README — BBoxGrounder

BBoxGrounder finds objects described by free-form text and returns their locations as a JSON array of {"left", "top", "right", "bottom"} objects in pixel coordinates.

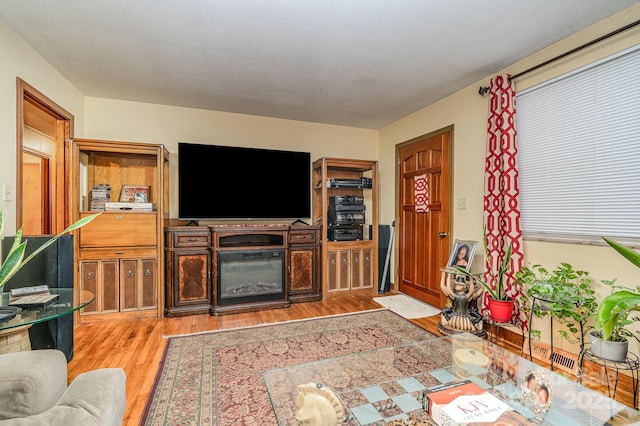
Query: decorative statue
[
  {"left": 294, "top": 382, "right": 344, "bottom": 425},
  {"left": 438, "top": 270, "right": 485, "bottom": 335}
]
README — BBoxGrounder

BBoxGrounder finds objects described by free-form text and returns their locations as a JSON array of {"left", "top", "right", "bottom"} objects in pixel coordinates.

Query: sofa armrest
[
  {"left": 0, "top": 368, "right": 126, "bottom": 426},
  {"left": 0, "top": 350, "right": 68, "bottom": 420}
]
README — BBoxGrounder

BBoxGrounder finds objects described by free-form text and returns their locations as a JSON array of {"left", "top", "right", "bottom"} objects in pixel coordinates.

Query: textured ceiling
[{"left": 0, "top": 1, "right": 637, "bottom": 129}]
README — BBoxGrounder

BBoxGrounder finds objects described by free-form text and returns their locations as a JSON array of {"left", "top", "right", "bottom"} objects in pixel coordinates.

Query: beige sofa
[{"left": 0, "top": 349, "right": 125, "bottom": 425}]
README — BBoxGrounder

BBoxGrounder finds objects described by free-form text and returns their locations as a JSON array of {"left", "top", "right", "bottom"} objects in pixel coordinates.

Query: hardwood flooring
[{"left": 67, "top": 294, "right": 638, "bottom": 425}]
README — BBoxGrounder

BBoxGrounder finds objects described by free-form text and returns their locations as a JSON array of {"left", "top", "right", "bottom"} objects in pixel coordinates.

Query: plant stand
[
  {"left": 528, "top": 294, "right": 585, "bottom": 371},
  {"left": 577, "top": 349, "right": 639, "bottom": 407}
]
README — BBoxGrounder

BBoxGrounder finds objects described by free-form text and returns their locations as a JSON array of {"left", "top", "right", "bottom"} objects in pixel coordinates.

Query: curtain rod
[
  {"left": 478, "top": 18, "right": 640, "bottom": 95},
  {"left": 510, "top": 18, "right": 640, "bottom": 81}
]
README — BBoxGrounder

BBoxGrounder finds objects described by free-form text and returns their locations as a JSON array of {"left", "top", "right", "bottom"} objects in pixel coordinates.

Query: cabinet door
[
  {"left": 79, "top": 261, "right": 98, "bottom": 314},
  {"left": 175, "top": 251, "right": 210, "bottom": 306},
  {"left": 140, "top": 259, "right": 157, "bottom": 308},
  {"left": 121, "top": 258, "right": 157, "bottom": 311},
  {"left": 361, "top": 248, "right": 373, "bottom": 289},
  {"left": 327, "top": 249, "right": 350, "bottom": 292},
  {"left": 101, "top": 260, "right": 119, "bottom": 312},
  {"left": 289, "top": 246, "right": 316, "bottom": 295},
  {"left": 120, "top": 259, "right": 138, "bottom": 311}
]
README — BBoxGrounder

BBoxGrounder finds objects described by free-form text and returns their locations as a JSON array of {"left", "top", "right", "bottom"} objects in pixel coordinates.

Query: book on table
[
  {"left": 9, "top": 293, "right": 59, "bottom": 308},
  {"left": 424, "top": 380, "right": 535, "bottom": 426}
]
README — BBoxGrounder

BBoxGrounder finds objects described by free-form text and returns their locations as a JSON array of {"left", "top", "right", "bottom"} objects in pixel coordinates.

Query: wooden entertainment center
[{"left": 164, "top": 224, "right": 321, "bottom": 316}]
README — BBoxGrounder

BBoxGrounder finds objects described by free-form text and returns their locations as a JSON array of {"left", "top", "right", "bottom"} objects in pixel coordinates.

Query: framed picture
[
  {"left": 119, "top": 185, "right": 150, "bottom": 203},
  {"left": 447, "top": 240, "right": 478, "bottom": 271}
]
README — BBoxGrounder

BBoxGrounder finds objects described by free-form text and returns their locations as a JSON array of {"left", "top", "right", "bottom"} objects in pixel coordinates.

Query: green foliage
[
  {"left": 595, "top": 238, "right": 640, "bottom": 342},
  {"left": 516, "top": 262, "right": 597, "bottom": 344},
  {"left": 0, "top": 211, "right": 100, "bottom": 290}
]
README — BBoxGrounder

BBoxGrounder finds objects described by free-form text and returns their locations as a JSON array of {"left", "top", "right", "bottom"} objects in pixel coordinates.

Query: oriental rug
[{"left": 140, "top": 309, "right": 436, "bottom": 425}]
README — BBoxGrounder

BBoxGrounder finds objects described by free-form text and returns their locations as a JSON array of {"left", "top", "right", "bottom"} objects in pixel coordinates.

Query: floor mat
[{"left": 373, "top": 293, "right": 440, "bottom": 319}]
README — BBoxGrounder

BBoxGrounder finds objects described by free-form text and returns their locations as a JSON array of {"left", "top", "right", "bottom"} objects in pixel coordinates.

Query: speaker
[{"left": 1, "top": 235, "right": 75, "bottom": 361}]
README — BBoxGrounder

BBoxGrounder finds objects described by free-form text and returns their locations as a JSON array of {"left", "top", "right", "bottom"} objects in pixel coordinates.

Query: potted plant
[
  {"left": 592, "top": 237, "right": 640, "bottom": 362},
  {"left": 454, "top": 229, "right": 515, "bottom": 322},
  {"left": 516, "top": 262, "right": 597, "bottom": 344},
  {"left": 0, "top": 210, "right": 99, "bottom": 306}
]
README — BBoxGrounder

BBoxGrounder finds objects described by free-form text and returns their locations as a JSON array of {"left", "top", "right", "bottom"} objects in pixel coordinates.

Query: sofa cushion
[{"left": 0, "top": 350, "right": 67, "bottom": 420}]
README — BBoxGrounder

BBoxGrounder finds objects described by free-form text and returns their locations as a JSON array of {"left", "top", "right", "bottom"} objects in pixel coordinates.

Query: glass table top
[
  {"left": 0, "top": 289, "right": 94, "bottom": 330},
  {"left": 263, "top": 333, "right": 640, "bottom": 425}
]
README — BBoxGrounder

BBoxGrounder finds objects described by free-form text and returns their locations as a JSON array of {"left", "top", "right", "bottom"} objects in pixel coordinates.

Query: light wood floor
[
  {"left": 68, "top": 294, "right": 415, "bottom": 425},
  {"left": 67, "top": 294, "right": 637, "bottom": 425}
]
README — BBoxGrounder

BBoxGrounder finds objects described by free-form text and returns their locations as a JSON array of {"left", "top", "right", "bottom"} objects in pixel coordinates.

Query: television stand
[{"left": 164, "top": 224, "right": 321, "bottom": 317}]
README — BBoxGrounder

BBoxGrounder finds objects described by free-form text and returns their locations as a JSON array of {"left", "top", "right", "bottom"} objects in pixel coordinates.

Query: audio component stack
[{"left": 327, "top": 195, "right": 365, "bottom": 241}]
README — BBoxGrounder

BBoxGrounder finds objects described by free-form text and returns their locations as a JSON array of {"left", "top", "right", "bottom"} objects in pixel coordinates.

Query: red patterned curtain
[{"left": 483, "top": 75, "right": 526, "bottom": 327}]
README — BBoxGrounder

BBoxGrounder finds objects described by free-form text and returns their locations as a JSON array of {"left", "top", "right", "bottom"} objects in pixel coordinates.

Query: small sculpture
[
  {"left": 439, "top": 270, "right": 485, "bottom": 336},
  {"left": 294, "top": 382, "right": 344, "bottom": 425}
]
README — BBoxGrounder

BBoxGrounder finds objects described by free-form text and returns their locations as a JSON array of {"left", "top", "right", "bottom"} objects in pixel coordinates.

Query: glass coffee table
[{"left": 263, "top": 333, "right": 640, "bottom": 425}]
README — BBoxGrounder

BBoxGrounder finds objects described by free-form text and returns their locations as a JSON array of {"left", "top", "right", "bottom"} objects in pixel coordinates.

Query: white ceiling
[{"left": 0, "top": 1, "right": 637, "bottom": 129}]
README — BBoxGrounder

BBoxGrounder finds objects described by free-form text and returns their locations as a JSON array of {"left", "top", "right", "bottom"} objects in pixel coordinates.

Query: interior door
[{"left": 397, "top": 128, "right": 451, "bottom": 307}]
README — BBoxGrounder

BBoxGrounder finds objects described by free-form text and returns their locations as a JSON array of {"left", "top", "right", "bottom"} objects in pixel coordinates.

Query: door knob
[{"left": 438, "top": 232, "right": 447, "bottom": 238}]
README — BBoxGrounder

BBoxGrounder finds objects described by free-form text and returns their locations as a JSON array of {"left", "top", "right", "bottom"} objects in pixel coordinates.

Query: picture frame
[
  {"left": 447, "top": 240, "right": 478, "bottom": 271},
  {"left": 119, "top": 185, "right": 150, "bottom": 203}
]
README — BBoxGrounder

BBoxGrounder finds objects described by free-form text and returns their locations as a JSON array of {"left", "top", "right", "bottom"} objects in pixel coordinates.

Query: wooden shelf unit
[
  {"left": 312, "top": 157, "right": 379, "bottom": 298},
  {"left": 71, "top": 139, "right": 169, "bottom": 322}
]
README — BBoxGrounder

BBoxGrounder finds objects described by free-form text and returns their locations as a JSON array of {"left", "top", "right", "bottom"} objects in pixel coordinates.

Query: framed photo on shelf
[
  {"left": 447, "top": 240, "right": 478, "bottom": 271},
  {"left": 119, "top": 185, "right": 150, "bottom": 203}
]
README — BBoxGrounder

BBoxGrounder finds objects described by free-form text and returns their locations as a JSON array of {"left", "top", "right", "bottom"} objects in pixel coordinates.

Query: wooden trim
[{"left": 16, "top": 78, "right": 74, "bottom": 230}]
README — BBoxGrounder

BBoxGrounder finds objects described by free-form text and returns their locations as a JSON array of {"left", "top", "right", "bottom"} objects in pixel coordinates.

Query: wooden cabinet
[
  {"left": 71, "top": 139, "right": 169, "bottom": 322},
  {"left": 164, "top": 227, "right": 211, "bottom": 317},
  {"left": 288, "top": 226, "right": 321, "bottom": 303},
  {"left": 313, "top": 158, "right": 378, "bottom": 297},
  {"left": 163, "top": 224, "right": 320, "bottom": 316},
  {"left": 326, "top": 247, "right": 373, "bottom": 292}
]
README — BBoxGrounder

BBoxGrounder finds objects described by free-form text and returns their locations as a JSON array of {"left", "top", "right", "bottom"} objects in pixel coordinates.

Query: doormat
[
  {"left": 140, "top": 309, "right": 436, "bottom": 425},
  {"left": 373, "top": 293, "right": 440, "bottom": 319}
]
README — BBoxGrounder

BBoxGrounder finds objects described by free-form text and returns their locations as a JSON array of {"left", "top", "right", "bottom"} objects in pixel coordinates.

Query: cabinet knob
[
  {"left": 127, "top": 270, "right": 134, "bottom": 277},
  {"left": 145, "top": 269, "right": 152, "bottom": 276},
  {"left": 296, "top": 235, "right": 305, "bottom": 239},
  {"left": 87, "top": 272, "right": 95, "bottom": 280},
  {"left": 187, "top": 237, "right": 199, "bottom": 242}
]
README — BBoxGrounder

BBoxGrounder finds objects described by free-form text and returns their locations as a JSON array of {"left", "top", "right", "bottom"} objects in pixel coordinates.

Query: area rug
[
  {"left": 140, "top": 309, "right": 436, "bottom": 425},
  {"left": 373, "top": 294, "right": 440, "bottom": 319}
]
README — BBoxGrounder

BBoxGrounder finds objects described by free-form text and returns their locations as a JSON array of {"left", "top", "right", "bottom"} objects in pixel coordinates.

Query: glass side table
[{"left": 0, "top": 289, "right": 94, "bottom": 354}]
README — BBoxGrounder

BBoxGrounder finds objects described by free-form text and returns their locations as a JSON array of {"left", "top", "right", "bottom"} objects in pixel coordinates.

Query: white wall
[
  {"left": 379, "top": 4, "right": 640, "bottom": 352},
  {"left": 0, "top": 18, "right": 85, "bottom": 233},
  {"left": 83, "top": 97, "right": 378, "bottom": 218}
]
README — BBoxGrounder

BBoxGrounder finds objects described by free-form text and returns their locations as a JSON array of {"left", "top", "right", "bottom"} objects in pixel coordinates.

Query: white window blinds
[{"left": 516, "top": 45, "right": 640, "bottom": 243}]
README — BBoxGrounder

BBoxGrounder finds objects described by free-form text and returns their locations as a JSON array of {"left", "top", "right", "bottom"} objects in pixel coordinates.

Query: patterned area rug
[{"left": 140, "top": 309, "right": 436, "bottom": 425}]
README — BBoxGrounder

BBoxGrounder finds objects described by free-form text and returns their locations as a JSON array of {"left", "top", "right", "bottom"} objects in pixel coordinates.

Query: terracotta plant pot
[
  {"left": 589, "top": 330, "right": 629, "bottom": 362},
  {"left": 488, "top": 298, "right": 514, "bottom": 323}
]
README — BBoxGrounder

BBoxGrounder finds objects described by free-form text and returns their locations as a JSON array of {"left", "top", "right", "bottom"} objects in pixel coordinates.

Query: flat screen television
[{"left": 178, "top": 142, "right": 311, "bottom": 220}]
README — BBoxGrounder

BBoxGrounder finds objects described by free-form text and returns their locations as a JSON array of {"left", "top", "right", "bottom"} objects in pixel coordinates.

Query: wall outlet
[{"left": 456, "top": 198, "right": 467, "bottom": 209}]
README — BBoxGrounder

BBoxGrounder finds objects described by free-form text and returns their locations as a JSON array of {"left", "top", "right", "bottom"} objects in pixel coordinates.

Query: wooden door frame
[
  {"left": 394, "top": 125, "right": 453, "bottom": 304},
  {"left": 16, "top": 78, "right": 74, "bottom": 232}
]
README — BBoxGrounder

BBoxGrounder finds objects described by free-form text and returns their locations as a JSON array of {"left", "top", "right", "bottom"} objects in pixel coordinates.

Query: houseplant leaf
[{"left": 0, "top": 212, "right": 100, "bottom": 290}]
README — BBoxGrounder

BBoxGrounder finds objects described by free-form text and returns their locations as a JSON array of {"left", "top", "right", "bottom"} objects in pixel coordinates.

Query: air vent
[{"left": 526, "top": 339, "right": 578, "bottom": 376}]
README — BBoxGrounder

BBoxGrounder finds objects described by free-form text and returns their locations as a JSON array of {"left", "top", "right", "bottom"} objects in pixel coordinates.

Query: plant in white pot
[
  {"left": 0, "top": 210, "right": 99, "bottom": 306},
  {"left": 592, "top": 237, "right": 640, "bottom": 362},
  {"left": 454, "top": 228, "right": 516, "bottom": 323}
]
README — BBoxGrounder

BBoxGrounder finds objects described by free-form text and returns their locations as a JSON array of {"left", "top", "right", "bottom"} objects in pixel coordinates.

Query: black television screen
[{"left": 178, "top": 142, "right": 311, "bottom": 220}]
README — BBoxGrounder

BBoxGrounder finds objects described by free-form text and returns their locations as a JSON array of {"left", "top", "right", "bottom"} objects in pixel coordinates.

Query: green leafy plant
[
  {"left": 516, "top": 262, "right": 597, "bottom": 343},
  {"left": 454, "top": 228, "right": 514, "bottom": 301},
  {"left": 0, "top": 211, "right": 100, "bottom": 291},
  {"left": 594, "top": 238, "right": 640, "bottom": 343}
]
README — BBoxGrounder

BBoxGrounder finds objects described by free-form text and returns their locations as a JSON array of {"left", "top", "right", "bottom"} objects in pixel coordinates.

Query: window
[{"left": 516, "top": 45, "right": 640, "bottom": 243}]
